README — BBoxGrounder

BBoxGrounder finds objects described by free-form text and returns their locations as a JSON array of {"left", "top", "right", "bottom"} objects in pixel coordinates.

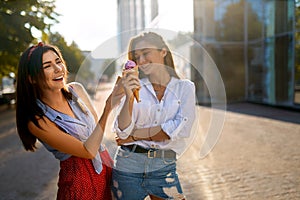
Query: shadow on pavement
[{"left": 225, "top": 102, "right": 300, "bottom": 124}]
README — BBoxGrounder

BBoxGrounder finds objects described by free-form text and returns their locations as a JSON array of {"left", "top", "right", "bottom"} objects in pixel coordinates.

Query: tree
[{"left": 0, "top": 0, "right": 58, "bottom": 77}]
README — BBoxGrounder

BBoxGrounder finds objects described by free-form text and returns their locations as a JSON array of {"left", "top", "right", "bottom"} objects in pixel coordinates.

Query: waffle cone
[
  {"left": 133, "top": 88, "right": 140, "bottom": 102},
  {"left": 131, "top": 66, "right": 140, "bottom": 102},
  {"left": 123, "top": 65, "right": 140, "bottom": 102}
]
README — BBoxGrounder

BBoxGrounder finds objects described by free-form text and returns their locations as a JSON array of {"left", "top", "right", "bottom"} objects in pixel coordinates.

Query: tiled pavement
[{"left": 0, "top": 95, "right": 299, "bottom": 199}]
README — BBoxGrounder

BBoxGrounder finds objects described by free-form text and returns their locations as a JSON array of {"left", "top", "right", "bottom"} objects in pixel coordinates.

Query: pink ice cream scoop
[{"left": 125, "top": 60, "right": 137, "bottom": 70}]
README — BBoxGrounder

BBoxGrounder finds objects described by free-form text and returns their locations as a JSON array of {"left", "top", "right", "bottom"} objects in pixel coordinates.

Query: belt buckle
[{"left": 147, "top": 149, "right": 156, "bottom": 158}]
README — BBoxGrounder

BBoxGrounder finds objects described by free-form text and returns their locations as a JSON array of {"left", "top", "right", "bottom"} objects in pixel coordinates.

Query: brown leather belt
[{"left": 121, "top": 145, "right": 176, "bottom": 159}]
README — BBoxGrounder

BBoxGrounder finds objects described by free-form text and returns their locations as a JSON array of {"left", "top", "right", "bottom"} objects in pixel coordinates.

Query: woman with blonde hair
[{"left": 112, "top": 32, "right": 196, "bottom": 200}]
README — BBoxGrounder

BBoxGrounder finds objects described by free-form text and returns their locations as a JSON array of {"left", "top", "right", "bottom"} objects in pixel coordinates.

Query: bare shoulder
[
  {"left": 68, "top": 82, "right": 86, "bottom": 94},
  {"left": 67, "top": 82, "right": 98, "bottom": 120},
  {"left": 68, "top": 82, "right": 90, "bottom": 99}
]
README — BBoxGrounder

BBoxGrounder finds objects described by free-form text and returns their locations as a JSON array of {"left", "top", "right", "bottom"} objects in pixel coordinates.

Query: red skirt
[{"left": 57, "top": 150, "right": 113, "bottom": 200}]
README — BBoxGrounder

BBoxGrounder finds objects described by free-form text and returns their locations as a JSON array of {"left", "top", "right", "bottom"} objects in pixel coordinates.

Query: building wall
[{"left": 193, "top": 0, "right": 299, "bottom": 109}]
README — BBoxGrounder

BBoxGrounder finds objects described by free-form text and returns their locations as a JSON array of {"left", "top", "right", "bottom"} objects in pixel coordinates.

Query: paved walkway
[
  {"left": 97, "top": 87, "right": 300, "bottom": 200},
  {"left": 177, "top": 103, "right": 300, "bottom": 199},
  {"left": 0, "top": 92, "right": 299, "bottom": 199}
]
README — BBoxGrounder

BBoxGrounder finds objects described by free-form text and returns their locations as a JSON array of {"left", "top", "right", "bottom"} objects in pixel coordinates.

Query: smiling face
[
  {"left": 41, "top": 50, "right": 67, "bottom": 91},
  {"left": 133, "top": 40, "right": 167, "bottom": 76},
  {"left": 128, "top": 32, "right": 180, "bottom": 79}
]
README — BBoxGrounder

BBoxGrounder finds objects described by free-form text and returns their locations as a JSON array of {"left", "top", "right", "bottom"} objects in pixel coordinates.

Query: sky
[{"left": 51, "top": 0, "right": 193, "bottom": 51}]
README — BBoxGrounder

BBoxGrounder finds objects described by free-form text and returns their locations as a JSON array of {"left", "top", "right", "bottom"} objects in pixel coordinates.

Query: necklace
[
  {"left": 153, "top": 83, "right": 164, "bottom": 89},
  {"left": 152, "top": 83, "right": 166, "bottom": 99}
]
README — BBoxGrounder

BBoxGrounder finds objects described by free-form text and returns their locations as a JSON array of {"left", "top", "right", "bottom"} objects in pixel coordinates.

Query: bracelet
[{"left": 131, "top": 135, "right": 137, "bottom": 141}]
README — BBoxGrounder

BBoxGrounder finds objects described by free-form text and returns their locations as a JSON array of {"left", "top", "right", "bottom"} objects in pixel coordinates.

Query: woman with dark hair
[
  {"left": 111, "top": 32, "right": 196, "bottom": 200},
  {"left": 16, "top": 42, "right": 123, "bottom": 200}
]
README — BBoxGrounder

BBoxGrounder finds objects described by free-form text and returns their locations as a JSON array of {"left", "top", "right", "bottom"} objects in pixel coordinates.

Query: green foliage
[
  {"left": 0, "top": 0, "right": 58, "bottom": 79},
  {"left": 0, "top": 1, "right": 86, "bottom": 84}
]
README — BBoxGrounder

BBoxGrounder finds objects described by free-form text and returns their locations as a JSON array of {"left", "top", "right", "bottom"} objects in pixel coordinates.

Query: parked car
[{"left": 0, "top": 72, "right": 16, "bottom": 105}]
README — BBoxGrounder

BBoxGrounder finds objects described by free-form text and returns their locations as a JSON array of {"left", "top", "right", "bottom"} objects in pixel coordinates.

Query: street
[{"left": 0, "top": 84, "right": 300, "bottom": 200}]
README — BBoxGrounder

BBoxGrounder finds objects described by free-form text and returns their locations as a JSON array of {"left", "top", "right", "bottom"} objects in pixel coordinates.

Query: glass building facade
[{"left": 193, "top": 0, "right": 300, "bottom": 109}]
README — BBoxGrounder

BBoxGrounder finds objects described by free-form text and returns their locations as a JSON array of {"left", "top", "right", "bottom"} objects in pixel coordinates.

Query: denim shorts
[{"left": 111, "top": 145, "right": 185, "bottom": 200}]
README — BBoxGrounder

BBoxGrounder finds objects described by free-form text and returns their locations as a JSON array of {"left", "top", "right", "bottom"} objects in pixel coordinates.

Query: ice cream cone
[
  {"left": 133, "top": 87, "right": 140, "bottom": 102},
  {"left": 123, "top": 60, "right": 140, "bottom": 102}
]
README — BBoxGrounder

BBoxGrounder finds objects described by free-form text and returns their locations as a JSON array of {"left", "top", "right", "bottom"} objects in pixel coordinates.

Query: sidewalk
[
  {"left": 226, "top": 102, "right": 300, "bottom": 124},
  {"left": 96, "top": 87, "right": 300, "bottom": 200},
  {"left": 0, "top": 99, "right": 299, "bottom": 199},
  {"left": 177, "top": 102, "right": 300, "bottom": 199}
]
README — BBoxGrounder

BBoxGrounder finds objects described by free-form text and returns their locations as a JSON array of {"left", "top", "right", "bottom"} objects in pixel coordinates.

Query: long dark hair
[
  {"left": 16, "top": 43, "right": 71, "bottom": 151},
  {"left": 127, "top": 31, "right": 180, "bottom": 79}
]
